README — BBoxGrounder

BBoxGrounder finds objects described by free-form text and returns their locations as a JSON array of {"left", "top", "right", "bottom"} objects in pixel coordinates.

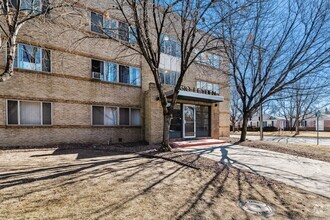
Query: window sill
[
  {"left": 91, "top": 125, "right": 142, "bottom": 128},
  {"left": 90, "top": 79, "right": 142, "bottom": 88},
  {"left": 5, "top": 125, "right": 53, "bottom": 128},
  {"left": 14, "top": 68, "right": 51, "bottom": 75}
]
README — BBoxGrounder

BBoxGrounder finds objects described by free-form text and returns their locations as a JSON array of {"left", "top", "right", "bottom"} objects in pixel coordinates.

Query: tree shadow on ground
[{"left": 0, "top": 148, "right": 315, "bottom": 219}]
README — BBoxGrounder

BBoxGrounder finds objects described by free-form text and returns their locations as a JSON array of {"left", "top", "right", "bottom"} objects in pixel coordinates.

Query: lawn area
[
  {"left": 232, "top": 131, "right": 330, "bottom": 138},
  {"left": 0, "top": 148, "right": 329, "bottom": 219},
  {"left": 224, "top": 137, "right": 330, "bottom": 163}
]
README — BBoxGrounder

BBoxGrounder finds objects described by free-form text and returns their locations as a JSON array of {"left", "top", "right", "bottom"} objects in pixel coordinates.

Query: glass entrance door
[{"left": 183, "top": 104, "right": 196, "bottom": 138}]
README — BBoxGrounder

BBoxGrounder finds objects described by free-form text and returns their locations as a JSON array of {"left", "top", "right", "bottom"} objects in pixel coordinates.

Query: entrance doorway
[{"left": 183, "top": 104, "right": 196, "bottom": 138}]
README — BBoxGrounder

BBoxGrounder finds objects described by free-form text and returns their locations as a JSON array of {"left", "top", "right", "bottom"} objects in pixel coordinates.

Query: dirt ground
[
  {"left": 224, "top": 137, "right": 330, "bottom": 163},
  {"left": 232, "top": 131, "right": 330, "bottom": 138},
  {"left": 1, "top": 148, "right": 329, "bottom": 219}
]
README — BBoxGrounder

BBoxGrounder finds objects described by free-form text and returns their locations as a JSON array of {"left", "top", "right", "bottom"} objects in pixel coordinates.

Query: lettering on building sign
[{"left": 180, "top": 85, "right": 219, "bottom": 96}]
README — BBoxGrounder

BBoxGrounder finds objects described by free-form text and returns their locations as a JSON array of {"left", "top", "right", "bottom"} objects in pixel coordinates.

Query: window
[
  {"left": 194, "top": 50, "right": 221, "bottom": 68},
  {"left": 131, "top": 109, "right": 141, "bottom": 126},
  {"left": 196, "top": 105, "right": 210, "bottom": 137},
  {"left": 161, "top": 34, "right": 181, "bottom": 57},
  {"left": 119, "top": 108, "right": 130, "bottom": 125},
  {"left": 92, "top": 106, "right": 141, "bottom": 126},
  {"left": 160, "top": 69, "right": 179, "bottom": 86},
  {"left": 91, "top": 59, "right": 141, "bottom": 86},
  {"left": 104, "top": 62, "right": 118, "bottom": 82},
  {"left": 197, "top": 81, "right": 220, "bottom": 95},
  {"left": 7, "top": 100, "right": 52, "bottom": 125},
  {"left": 129, "top": 67, "right": 141, "bottom": 86},
  {"left": 10, "top": 0, "right": 49, "bottom": 14},
  {"left": 118, "top": 22, "right": 129, "bottom": 42},
  {"left": 119, "top": 65, "right": 130, "bottom": 84},
  {"left": 14, "top": 43, "right": 51, "bottom": 72},
  {"left": 91, "top": 12, "right": 104, "bottom": 34},
  {"left": 91, "top": 12, "right": 136, "bottom": 43},
  {"left": 91, "top": 60, "right": 104, "bottom": 79},
  {"left": 92, "top": 106, "right": 118, "bottom": 126}
]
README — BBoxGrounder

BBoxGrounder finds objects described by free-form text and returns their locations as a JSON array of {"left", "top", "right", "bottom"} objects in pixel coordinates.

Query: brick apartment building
[{"left": 0, "top": 1, "right": 230, "bottom": 147}]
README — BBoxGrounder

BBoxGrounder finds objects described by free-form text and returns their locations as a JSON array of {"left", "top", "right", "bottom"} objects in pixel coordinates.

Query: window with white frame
[
  {"left": 194, "top": 50, "right": 221, "bottom": 69},
  {"left": 91, "top": 12, "right": 136, "bottom": 43},
  {"left": 159, "top": 69, "right": 179, "bottom": 86},
  {"left": 91, "top": 59, "right": 141, "bottom": 86},
  {"left": 14, "top": 43, "right": 51, "bottom": 72},
  {"left": 197, "top": 81, "right": 220, "bottom": 95},
  {"left": 161, "top": 34, "right": 181, "bottom": 58},
  {"left": 92, "top": 106, "right": 141, "bottom": 126},
  {"left": 10, "top": 0, "right": 49, "bottom": 14},
  {"left": 7, "top": 100, "right": 52, "bottom": 125}
]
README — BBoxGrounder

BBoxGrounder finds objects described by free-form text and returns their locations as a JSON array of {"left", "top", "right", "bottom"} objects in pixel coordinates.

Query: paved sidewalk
[
  {"left": 181, "top": 144, "right": 330, "bottom": 198},
  {"left": 231, "top": 134, "right": 330, "bottom": 146}
]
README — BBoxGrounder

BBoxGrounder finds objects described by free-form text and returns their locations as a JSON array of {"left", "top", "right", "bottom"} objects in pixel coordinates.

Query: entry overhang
[{"left": 164, "top": 90, "right": 224, "bottom": 103}]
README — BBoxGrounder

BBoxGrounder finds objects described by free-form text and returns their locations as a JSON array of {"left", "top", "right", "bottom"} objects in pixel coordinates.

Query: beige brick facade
[{"left": 0, "top": 1, "right": 230, "bottom": 147}]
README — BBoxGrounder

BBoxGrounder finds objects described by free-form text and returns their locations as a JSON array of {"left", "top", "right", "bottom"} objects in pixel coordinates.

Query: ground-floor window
[
  {"left": 169, "top": 104, "right": 211, "bottom": 138},
  {"left": 7, "top": 100, "right": 52, "bottom": 125},
  {"left": 92, "top": 106, "right": 141, "bottom": 126}
]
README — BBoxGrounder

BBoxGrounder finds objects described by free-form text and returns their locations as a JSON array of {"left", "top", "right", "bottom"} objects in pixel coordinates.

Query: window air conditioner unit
[{"left": 92, "top": 72, "right": 101, "bottom": 80}]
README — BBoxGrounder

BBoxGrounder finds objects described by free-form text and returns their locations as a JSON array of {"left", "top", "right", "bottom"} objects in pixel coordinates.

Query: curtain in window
[
  {"left": 20, "top": 101, "right": 41, "bottom": 125},
  {"left": 104, "top": 107, "right": 117, "bottom": 125},
  {"left": 129, "top": 67, "right": 141, "bottom": 86},
  {"left": 105, "top": 62, "right": 117, "bottom": 82},
  {"left": 131, "top": 109, "right": 141, "bottom": 126}
]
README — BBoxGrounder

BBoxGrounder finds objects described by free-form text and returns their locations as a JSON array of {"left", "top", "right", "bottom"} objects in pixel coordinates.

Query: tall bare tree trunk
[
  {"left": 0, "top": 34, "right": 17, "bottom": 82},
  {"left": 159, "top": 113, "right": 172, "bottom": 152},
  {"left": 240, "top": 112, "right": 249, "bottom": 142}
]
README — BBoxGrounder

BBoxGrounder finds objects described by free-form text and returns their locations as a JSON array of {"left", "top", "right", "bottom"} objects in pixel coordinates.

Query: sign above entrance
[{"left": 164, "top": 90, "right": 224, "bottom": 103}]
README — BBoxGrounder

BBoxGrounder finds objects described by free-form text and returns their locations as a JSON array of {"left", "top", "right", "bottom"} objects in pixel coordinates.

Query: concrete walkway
[
  {"left": 231, "top": 134, "right": 330, "bottom": 146},
  {"left": 181, "top": 144, "right": 330, "bottom": 198}
]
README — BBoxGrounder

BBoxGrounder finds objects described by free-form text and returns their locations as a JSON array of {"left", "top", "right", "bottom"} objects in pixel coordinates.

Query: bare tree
[
  {"left": 94, "top": 0, "right": 247, "bottom": 151},
  {"left": 230, "top": 82, "right": 242, "bottom": 132},
  {"left": 0, "top": 0, "right": 78, "bottom": 82},
  {"left": 218, "top": 0, "right": 330, "bottom": 141},
  {"left": 274, "top": 74, "right": 329, "bottom": 134}
]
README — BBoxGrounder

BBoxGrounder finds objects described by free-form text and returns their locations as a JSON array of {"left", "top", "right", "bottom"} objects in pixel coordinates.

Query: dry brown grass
[
  {"left": 232, "top": 131, "right": 330, "bottom": 138},
  {"left": 0, "top": 148, "right": 329, "bottom": 219},
  {"left": 224, "top": 137, "right": 330, "bottom": 163}
]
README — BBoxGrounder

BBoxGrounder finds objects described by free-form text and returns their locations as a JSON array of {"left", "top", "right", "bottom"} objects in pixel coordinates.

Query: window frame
[
  {"left": 90, "top": 59, "right": 141, "bottom": 86},
  {"left": 91, "top": 105, "right": 142, "bottom": 127},
  {"left": 194, "top": 50, "right": 221, "bottom": 69},
  {"left": 90, "top": 11, "right": 136, "bottom": 44},
  {"left": 10, "top": 0, "right": 48, "bottom": 14},
  {"left": 90, "top": 11, "right": 104, "bottom": 34},
  {"left": 196, "top": 80, "right": 220, "bottom": 95},
  {"left": 14, "top": 43, "right": 52, "bottom": 73},
  {"left": 6, "top": 99, "right": 53, "bottom": 126},
  {"left": 159, "top": 69, "right": 179, "bottom": 86}
]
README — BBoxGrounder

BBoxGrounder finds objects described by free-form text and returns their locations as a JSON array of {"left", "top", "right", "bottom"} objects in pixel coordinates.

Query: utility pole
[
  {"left": 258, "top": 46, "right": 264, "bottom": 141},
  {"left": 316, "top": 110, "right": 321, "bottom": 145}
]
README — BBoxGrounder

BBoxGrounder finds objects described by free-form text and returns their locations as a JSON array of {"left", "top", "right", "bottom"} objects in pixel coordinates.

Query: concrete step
[{"left": 170, "top": 139, "right": 227, "bottom": 148}]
